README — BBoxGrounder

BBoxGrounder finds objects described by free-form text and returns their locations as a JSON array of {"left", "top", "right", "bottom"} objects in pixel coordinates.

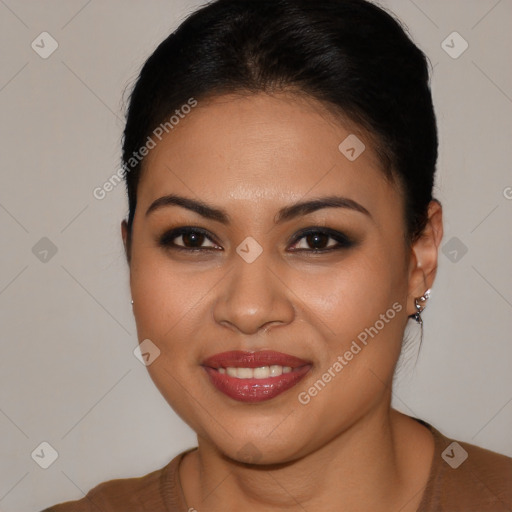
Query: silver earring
[
  {"left": 412, "top": 289, "right": 430, "bottom": 326},
  {"left": 131, "top": 299, "right": 134, "bottom": 306}
]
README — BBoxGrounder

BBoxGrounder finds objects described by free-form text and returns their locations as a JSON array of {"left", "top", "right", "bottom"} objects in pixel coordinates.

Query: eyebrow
[{"left": 145, "top": 193, "right": 372, "bottom": 224}]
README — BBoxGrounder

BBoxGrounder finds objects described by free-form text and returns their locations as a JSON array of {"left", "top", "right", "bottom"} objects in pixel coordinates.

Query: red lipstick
[{"left": 202, "top": 350, "right": 312, "bottom": 403}]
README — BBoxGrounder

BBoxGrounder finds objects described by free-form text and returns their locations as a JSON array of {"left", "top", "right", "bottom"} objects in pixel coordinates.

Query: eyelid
[
  {"left": 287, "top": 227, "right": 354, "bottom": 251},
  {"left": 289, "top": 226, "right": 351, "bottom": 241},
  {"left": 158, "top": 226, "right": 222, "bottom": 250},
  {"left": 158, "top": 225, "right": 354, "bottom": 253}
]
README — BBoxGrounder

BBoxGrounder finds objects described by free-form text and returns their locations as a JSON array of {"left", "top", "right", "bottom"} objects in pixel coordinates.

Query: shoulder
[
  {"left": 417, "top": 419, "right": 512, "bottom": 511},
  {"left": 38, "top": 449, "right": 193, "bottom": 512}
]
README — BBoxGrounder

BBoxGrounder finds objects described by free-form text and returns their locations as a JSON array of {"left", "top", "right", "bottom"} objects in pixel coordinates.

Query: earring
[
  {"left": 131, "top": 299, "right": 134, "bottom": 306},
  {"left": 412, "top": 289, "right": 430, "bottom": 326}
]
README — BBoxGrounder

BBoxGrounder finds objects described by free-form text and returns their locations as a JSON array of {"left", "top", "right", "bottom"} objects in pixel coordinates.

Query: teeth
[
  {"left": 237, "top": 367, "right": 253, "bottom": 379},
  {"left": 219, "top": 365, "right": 294, "bottom": 379},
  {"left": 253, "top": 366, "right": 270, "bottom": 379},
  {"left": 269, "top": 365, "right": 282, "bottom": 377},
  {"left": 226, "top": 367, "right": 238, "bottom": 377}
]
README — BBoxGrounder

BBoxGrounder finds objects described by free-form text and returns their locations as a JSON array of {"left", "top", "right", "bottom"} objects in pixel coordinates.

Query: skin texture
[{"left": 121, "top": 92, "right": 444, "bottom": 511}]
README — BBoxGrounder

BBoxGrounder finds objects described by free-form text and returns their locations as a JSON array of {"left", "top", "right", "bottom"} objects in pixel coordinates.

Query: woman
[{"left": 42, "top": 0, "right": 512, "bottom": 510}]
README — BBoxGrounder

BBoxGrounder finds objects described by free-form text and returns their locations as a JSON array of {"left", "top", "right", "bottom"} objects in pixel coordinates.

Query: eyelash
[{"left": 157, "top": 226, "right": 355, "bottom": 254}]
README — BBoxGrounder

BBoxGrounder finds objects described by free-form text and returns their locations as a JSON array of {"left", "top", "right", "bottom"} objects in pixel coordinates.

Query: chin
[{"left": 203, "top": 424, "right": 312, "bottom": 466}]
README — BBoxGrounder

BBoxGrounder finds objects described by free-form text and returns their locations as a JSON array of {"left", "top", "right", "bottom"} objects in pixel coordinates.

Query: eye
[
  {"left": 158, "top": 227, "right": 221, "bottom": 251},
  {"left": 288, "top": 227, "right": 354, "bottom": 252},
  {"left": 158, "top": 226, "right": 354, "bottom": 254}
]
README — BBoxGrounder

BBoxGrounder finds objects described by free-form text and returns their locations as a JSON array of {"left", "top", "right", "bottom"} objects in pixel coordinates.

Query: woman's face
[{"left": 122, "top": 92, "right": 429, "bottom": 464}]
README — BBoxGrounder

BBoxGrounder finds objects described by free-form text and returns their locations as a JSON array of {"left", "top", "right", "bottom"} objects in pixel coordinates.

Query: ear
[
  {"left": 121, "top": 219, "right": 131, "bottom": 265},
  {"left": 406, "top": 199, "right": 443, "bottom": 316}
]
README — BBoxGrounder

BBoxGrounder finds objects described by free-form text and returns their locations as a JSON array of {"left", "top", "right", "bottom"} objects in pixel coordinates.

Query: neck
[{"left": 180, "top": 405, "right": 432, "bottom": 512}]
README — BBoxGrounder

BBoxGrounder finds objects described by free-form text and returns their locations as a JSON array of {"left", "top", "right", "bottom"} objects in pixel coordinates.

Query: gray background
[{"left": 0, "top": 1, "right": 511, "bottom": 510}]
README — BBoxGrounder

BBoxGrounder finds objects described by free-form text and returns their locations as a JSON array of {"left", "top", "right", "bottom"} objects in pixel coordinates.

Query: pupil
[
  {"left": 184, "top": 232, "right": 204, "bottom": 247},
  {"left": 307, "top": 233, "right": 328, "bottom": 249}
]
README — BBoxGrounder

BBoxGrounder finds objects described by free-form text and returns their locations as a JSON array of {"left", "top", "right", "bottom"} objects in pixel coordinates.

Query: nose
[{"left": 212, "top": 254, "right": 295, "bottom": 335}]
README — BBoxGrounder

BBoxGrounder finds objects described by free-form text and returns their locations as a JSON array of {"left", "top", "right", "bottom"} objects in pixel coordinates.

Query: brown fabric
[
  {"left": 40, "top": 447, "right": 192, "bottom": 512},
  {"left": 40, "top": 418, "right": 512, "bottom": 512},
  {"left": 415, "top": 418, "right": 512, "bottom": 511}
]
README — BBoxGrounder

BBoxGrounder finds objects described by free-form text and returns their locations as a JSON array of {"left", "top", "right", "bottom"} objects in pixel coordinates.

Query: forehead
[{"left": 138, "top": 92, "right": 398, "bottom": 220}]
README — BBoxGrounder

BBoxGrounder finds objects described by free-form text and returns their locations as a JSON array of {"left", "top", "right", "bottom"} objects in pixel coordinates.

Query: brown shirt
[{"left": 40, "top": 418, "right": 512, "bottom": 512}]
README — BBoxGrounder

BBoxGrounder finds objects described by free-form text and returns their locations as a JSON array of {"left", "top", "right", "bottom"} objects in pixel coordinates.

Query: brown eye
[
  {"left": 158, "top": 226, "right": 353, "bottom": 254},
  {"left": 180, "top": 231, "right": 206, "bottom": 248},
  {"left": 289, "top": 228, "right": 354, "bottom": 252},
  {"left": 304, "top": 232, "right": 331, "bottom": 250},
  {"left": 159, "top": 227, "right": 221, "bottom": 251}
]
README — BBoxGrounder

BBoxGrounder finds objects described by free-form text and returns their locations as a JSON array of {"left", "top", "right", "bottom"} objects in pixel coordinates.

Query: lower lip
[{"left": 203, "top": 366, "right": 311, "bottom": 402}]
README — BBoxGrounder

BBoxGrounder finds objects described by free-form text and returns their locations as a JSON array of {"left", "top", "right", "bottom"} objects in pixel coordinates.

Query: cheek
[
  {"left": 292, "top": 242, "right": 408, "bottom": 403},
  {"left": 130, "top": 245, "right": 218, "bottom": 342},
  {"left": 296, "top": 243, "right": 406, "bottom": 341},
  {"left": 129, "top": 250, "right": 215, "bottom": 428},
  {"left": 129, "top": 262, "right": 202, "bottom": 418}
]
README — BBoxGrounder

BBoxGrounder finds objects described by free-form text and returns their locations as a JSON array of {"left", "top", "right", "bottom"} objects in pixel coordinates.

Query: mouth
[{"left": 202, "top": 350, "right": 312, "bottom": 403}]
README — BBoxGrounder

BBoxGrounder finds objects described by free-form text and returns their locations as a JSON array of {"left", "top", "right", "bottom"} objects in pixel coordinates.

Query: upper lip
[{"left": 202, "top": 350, "right": 311, "bottom": 369}]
